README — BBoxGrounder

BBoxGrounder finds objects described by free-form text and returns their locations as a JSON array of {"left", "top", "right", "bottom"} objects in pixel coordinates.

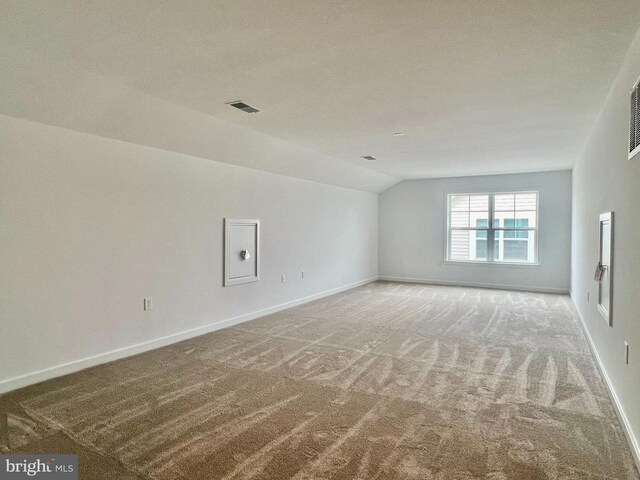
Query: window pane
[
  {"left": 515, "top": 193, "right": 537, "bottom": 211},
  {"left": 494, "top": 194, "right": 515, "bottom": 212},
  {"left": 450, "top": 229, "right": 487, "bottom": 261},
  {"left": 476, "top": 239, "right": 487, "bottom": 259},
  {"left": 450, "top": 195, "right": 488, "bottom": 228},
  {"left": 469, "top": 211, "right": 488, "bottom": 228},
  {"left": 522, "top": 213, "right": 536, "bottom": 228},
  {"left": 475, "top": 219, "right": 488, "bottom": 239},
  {"left": 494, "top": 213, "right": 514, "bottom": 226},
  {"left": 451, "top": 211, "right": 469, "bottom": 228},
  {"left": 469, "top": 195, "right": 489, "bottom": 211},
  {"left": 492, "top": 230, "right": 535, "bottom": 263},
  {"left": 494, "top": 193, "right": 537, "bottom": 228},
  {"left": 449, "top": 229, "right": 470, "bottom": 260},
  {"left": 515, "top": 193, "right": 537, "bottom": 227},
  {"left": 450, "top": 195, "right": 469, "bottom": 211},
  {"left": 504, "top": 240, "right": 528, "bottom": 261}
]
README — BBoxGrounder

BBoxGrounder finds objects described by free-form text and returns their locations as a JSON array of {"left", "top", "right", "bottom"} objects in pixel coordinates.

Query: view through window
[{"left": 447, "top": 192, "right": 538, "bottom": 263}]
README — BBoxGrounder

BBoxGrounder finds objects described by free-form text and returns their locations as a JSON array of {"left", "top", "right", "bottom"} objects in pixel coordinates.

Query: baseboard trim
[
  {"left": 378, "top": 276, "right": 569, "bottom": 294},
  {"left": 0, "top": 277, "right": 377, "bottom": 395},
  {"left": 570, "top": 292, "right": 640, "bottom": 471}
]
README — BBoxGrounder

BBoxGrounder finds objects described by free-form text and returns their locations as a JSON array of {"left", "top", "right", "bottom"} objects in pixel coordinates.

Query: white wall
[
  {"left": 0, "top": 115, "right": 378, "bottom": 392},
  {"left": 571, "top": 27, "right": 640, "bottom": 463},
  {"left": 379, "top": 171, "right": 572, "bottom": 293}
]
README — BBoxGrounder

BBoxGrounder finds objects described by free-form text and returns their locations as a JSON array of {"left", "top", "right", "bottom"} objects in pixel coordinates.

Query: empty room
[{"left": 1, "top": 1, "right": 640, "bottom": 479}]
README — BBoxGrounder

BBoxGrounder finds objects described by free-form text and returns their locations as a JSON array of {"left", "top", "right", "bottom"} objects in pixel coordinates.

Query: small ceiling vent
[
  {"left": 362, "top": 155, "right": 377, "bottom": 161},
  {"left": 228, "top": 101, "right": 260, "bottom": 113}
]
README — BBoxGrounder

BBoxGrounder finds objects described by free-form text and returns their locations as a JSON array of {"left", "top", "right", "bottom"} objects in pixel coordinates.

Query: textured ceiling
[{"left": 2, "top": 1, "right": 640, "bottom": 191}]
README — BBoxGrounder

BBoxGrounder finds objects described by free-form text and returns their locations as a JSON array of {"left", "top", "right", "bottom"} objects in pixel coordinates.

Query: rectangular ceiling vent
[
  {"left": 362, "top": 155, "right": 377, "bottom": 161},
  {"left": 630, "top": 80, "right": 640, "bottom": 159},
  {"left": 228, "top": 101, "right": 259, "bottom": 114}
]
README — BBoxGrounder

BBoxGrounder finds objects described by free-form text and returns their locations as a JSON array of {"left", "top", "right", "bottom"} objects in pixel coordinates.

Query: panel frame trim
[{"left": 224, "top": 218, "right": 260, "bottom": 287}]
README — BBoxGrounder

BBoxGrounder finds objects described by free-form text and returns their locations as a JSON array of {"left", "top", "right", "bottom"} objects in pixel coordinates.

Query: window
[{"left": 447, "top": 192, "right": 538, "bottom": 264}]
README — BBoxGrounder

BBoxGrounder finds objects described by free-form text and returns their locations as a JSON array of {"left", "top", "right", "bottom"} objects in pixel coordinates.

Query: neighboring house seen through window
[{"left": 447, "top": 192, "right": 538, "bottom": 264}]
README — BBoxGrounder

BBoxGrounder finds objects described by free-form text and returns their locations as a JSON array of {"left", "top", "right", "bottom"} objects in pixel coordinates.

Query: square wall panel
[{"left": 224, "top": 219, "right": 260, "bottom": 286}]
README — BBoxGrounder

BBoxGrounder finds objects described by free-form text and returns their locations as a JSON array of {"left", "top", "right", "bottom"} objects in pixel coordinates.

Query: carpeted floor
[{"left": 1, "top": 281, "right": 638, "bottom": 479}]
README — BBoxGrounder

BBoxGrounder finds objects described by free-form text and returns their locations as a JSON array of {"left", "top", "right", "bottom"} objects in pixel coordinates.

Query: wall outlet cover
[{"left": 625, "top": 342, "right": 629, "bottom": 365}]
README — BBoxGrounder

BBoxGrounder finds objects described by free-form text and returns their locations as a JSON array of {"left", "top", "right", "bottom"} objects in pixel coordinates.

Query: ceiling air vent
[
  {"left": 630, "top": 81, "right": 640, "bottom": 159},
  {"left": 362, "top": 155, "right": 377, "bottom": 161},
  {"left": 228, "top": 101, "right": 260, "bottom": 113}
]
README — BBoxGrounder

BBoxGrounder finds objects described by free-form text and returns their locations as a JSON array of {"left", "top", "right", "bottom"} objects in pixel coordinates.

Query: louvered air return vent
[
  {"left": 630, "top": 80, "right": 640, "bottom": 159},
  {"left": 228, "top": 101, "right": 260, "bottom": 113}
]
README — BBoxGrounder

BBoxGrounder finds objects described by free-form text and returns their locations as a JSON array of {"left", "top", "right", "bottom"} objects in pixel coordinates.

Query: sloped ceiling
[{"left": 2, "top": 1, "right": 639, "bottom": 192}]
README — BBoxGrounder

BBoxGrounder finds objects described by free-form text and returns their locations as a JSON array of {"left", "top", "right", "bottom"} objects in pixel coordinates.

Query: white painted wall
[
  {"left": 571, "top": 27, "right": 640, "bottom": 463},
  {"left": 0, "top": 115, "right": 378, "bottom": 392},
  {"left": 379, "top": 171, "right": 572, "bottom": 293}
]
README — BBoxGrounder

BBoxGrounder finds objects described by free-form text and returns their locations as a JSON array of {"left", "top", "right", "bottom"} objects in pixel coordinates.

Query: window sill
[{"left": 444, "top": 260, "right": 540, "bottom": 269}]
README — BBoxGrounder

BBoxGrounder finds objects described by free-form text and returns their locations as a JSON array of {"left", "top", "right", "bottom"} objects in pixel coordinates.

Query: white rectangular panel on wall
[
  {"left": 224, "top": 218, "right": 260, "bottom": 286},
  {"left": 597, "top": 212, "right": 614, "bottom": 325}
]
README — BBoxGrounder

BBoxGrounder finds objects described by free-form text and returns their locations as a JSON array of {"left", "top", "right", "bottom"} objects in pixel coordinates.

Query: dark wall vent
[
  {"left": 630, "top": 81, "right": 640, "bottom": 159},
  {"left": 228, "top": 101, "right": 260, "bottom": 114}
]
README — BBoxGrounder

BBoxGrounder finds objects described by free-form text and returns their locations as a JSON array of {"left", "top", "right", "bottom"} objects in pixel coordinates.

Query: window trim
[{"left": 445, "top": 190, "right": 539, "bottom": 265}]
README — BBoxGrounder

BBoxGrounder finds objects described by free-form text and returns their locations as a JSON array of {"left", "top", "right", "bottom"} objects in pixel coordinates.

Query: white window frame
[{"left": 445, "top": 191, "right": 539, "bottom": 265}]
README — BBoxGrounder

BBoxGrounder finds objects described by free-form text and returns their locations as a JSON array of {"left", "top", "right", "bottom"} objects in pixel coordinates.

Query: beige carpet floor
[{"left": 1, "top": 281, "right": 638, "bottom": 479}]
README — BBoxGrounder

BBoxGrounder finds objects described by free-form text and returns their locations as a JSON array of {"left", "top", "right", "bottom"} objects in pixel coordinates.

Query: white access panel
[
  {"left": 597, "top": 212, "right": 614, "bottom": 325},
  {"left": 224, "top": 219, "right": 260, "bottom": 287}
]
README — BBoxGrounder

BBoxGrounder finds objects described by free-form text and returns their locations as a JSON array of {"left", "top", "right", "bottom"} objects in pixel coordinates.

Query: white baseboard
[
  {"left": 0, "top": 277, "right": 377, "bottom": 395},
  {"left": 570, "top": 292, "right": 640, "bottom": 471},
  {"left": 378, "top": 275, "right": 569, "bottom": 294}
]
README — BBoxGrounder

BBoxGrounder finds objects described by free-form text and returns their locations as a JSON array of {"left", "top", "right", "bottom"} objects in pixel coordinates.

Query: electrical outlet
[
  {"left": 625, "top": 342, "right": 629, "bottom": 365},
  {"left": 281, "top": 274, "right": 286, "bottom": 283},
  {"left": 144, "top": 297, "right": 153, "bottom": 311}
]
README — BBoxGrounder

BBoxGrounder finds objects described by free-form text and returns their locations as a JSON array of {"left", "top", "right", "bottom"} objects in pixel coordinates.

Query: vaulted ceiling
[{"left": 2, "top": 1, "right": 639, "bottom": 192}]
